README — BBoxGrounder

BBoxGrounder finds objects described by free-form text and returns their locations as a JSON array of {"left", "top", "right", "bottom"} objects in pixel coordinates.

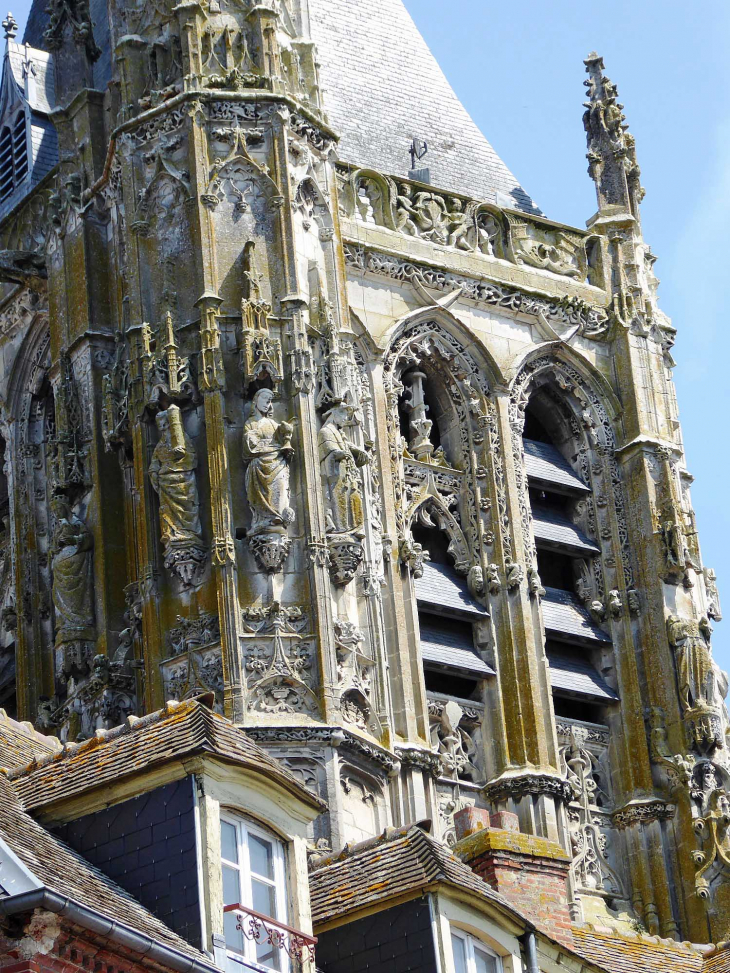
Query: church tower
[{"left": 0, "top": 0, "right": 726, "bottom": 949}]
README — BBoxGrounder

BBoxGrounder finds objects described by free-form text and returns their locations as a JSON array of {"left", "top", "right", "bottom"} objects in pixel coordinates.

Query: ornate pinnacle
[
  {"left": 2, "top": 11, "right": 17, "bottom": 39},
  {"left": 583, "top": 52, "right": 644, "bottom": 217}
]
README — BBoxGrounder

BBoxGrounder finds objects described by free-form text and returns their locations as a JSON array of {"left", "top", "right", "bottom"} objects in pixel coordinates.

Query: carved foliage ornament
[
  {"left": 345, "top": 244, "right": 608, "bottom": 339},
  {"left": 383, "top": 320, "right": 494, "bottom": 584},
  {"left": 241, "top": 604, "right": 318, "bottom": 718}
]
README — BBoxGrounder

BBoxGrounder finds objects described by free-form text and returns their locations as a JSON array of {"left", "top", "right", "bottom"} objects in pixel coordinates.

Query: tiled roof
[
  {"left": 8, "top": 698, "right": 325, "bottom": 813},
  {"left": 309, "top": 823, "right": 521, "bottom": 928},
  {"left": 532, "top": 505, "right": 600, "bottom": 555},
  {"left": 0, "top": 774, "right": 207, "bottom": 962},
  {"left": 705, "top": 948, "right": 730, "bottom": 973},
  {"left": 543, "top": 588, "right": 612, "bottom": 645},
  {"left": 572, "top": 927, "right": 714, "bottom": 973},
  {"left": 547, "top": 651, "right": 618, "bottom": 701},
  {"left": 524, "top": 440, "right": 589, "bottom": 494},
  {"left": 420, "top": 618, "right": 494, "bottom": 676},
  {"left": 416, "top": 561, "right": 489, "bottom": 618},
  {"left": 0, "top": 708, "right": 61, "bottom": 770}
]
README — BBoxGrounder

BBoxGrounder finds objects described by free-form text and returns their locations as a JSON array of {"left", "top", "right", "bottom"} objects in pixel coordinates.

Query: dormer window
[
  {"left": 451, "top": 928, "right": 502, "bottom": 973},
  {"left": 221, "top": 813, "right": 289, "bottom": 971},
  {"left": 0, "top": 112, "right": 28, "bottom": 201}
]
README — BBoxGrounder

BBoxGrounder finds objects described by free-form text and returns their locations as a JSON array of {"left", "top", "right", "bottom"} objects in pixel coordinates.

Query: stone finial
[
  {"left": 2, "top": 11, "right": 17, "bottom": 39},
  {"left": 583, "top": 52, "right": 644, "bottom": 217}
]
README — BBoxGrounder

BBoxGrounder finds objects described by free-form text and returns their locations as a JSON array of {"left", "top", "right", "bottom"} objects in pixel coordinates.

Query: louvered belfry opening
[
  {"left": 0, "top": 112, "right": 28, "bottom": 202},
  {"left": 522, "top": 399, "right": 617, "bottom": 726}
]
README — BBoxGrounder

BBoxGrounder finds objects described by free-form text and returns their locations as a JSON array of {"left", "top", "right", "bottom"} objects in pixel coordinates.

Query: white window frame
[
  {"left": 220, "top": 811, "right": 289, "bottom": 973},
  {"left": 450, "top": 926, "right": 503, "bottom": 973}
]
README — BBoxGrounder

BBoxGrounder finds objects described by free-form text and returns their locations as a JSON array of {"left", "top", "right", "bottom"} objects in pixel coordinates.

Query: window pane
[
  {"left": 249, "top": 832, "right": 275, "bottom": 880},
  {"left": 222, "top": 865, "right": 240, "bottom": 907},
  {"left": 474, "top": 944, "right": 499, "bottom": 973},
  {"left": 221, "top": 820, "right": 238, "bottom": 863},
  {"left": 252, "top": 877, "right": 277, "bottom": 918},
  {"left": 223, "top": 908, "right": 244, "bottom": 954},
  {"left": 451, "top": 934, "right": 468, "bottom": 973}
]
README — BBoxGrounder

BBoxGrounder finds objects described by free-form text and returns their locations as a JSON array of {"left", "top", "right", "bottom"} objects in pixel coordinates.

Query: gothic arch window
[
  {"left": 0, "top": 112, "right": 29, "bottom": 202},
  {"left": 383, "top": 315, "right": 499, "bottom": 784},
  {"left": 512, "top": 357, "right": 621, "bottom": 727}
]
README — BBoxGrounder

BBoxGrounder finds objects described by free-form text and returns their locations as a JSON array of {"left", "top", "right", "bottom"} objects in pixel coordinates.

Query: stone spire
[{"left": 583, "top": 52, "right": 644, "bottom": 222}]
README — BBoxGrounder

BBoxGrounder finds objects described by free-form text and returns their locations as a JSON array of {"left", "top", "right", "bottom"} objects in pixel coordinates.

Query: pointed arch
[
  {"left": 508, "top": 341, "right": 623, "bottom": 437},
  {"left": 382, "top": 304, "right": 506, "bottom": 390}
]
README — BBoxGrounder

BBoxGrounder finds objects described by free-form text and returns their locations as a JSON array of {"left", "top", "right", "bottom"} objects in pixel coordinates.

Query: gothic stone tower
[{"left": 0, "top": 0, "right": 727, "bottom": 947}]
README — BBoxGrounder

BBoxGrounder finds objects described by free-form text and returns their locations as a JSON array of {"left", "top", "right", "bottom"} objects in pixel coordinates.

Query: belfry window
[
  {"left": 413, "top": 523, "right": 492, "bottom": 702},
  {"left": 0, "top": 113, "right": 29, "bottom": 202},
  {"left": 522, "top": 397, "right": 617, "bottom": 723}
]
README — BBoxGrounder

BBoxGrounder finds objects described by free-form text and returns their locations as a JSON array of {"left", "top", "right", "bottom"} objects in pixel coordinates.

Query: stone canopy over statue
[
  {"left": 243, "top": 388, "right": 295, "bottom": 573},
  {"left": 51, "top": 497, "right": 95, "bottom": 649},
  {"left": 149, "top": 405, "right": 207, "bottom": 587}
]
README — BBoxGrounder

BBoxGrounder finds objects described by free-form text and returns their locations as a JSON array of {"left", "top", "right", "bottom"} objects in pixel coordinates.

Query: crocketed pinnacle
[{"left": 583, "top": 52, "right": 644, "bottom": 219}]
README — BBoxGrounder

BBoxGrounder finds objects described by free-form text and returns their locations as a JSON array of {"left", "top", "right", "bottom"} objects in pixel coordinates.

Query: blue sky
[
  {"left": 402, "top": 0, "right": 730, "bottom": 671},
  {"left": 8, "top": 1, "right": 729, "bottom": 671}
]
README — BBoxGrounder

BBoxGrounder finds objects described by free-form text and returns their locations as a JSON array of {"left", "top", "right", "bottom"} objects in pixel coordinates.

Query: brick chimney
[{"left": 453, "top": 808, "right": 573, "bottom": 946}]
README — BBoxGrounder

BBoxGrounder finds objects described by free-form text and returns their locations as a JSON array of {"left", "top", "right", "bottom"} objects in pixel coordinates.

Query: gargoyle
[{"left": 0, "top": 250, "right": 47, "bottom": 288}]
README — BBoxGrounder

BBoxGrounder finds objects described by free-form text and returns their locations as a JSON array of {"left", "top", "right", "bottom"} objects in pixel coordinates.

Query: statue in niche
[
  {"left": 51, "top": 497, "right": 95, "bottom": 648},
  {"left": 149, "top": 405, "right": 206, "bottom": 587},
  {"left": 243, "top": 388, "right": 295, "bottom": 572},
  {"left": 667, "top": 613, "right": 729, "bottom": 752},
  {"left": 319, "top": 403, "right": 369, "bottom": 535},
  {"left": 319, "top": 403, "right": 370, "bottom": 587}
]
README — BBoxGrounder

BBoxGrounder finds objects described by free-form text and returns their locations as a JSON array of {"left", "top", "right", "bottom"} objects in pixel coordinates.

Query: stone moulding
[
  {"left": 482, "top": 772, "right": 573, "bottom": 804},
  {"left": 344, "top": 242, "right": 609, "bottom": 338},
  {"left": 245, "top": 724, "right": 399, "bottom": 776},
  {"left": 611, "top": 800, "right": 676, "bottom": 830}
]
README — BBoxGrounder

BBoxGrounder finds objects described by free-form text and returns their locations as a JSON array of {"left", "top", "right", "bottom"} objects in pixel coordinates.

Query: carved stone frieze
[
  {"left": 483, "top": 772, "right": 573, "bottom": 805},
  {"left": 338, "top": 165, "right": 603, "bottom": 287},
  {"left": 344, "top": 244, "right": 608, "bottom": 338},
  {"left": 611, "top": 800, "right": 676, "bottom": 830}
]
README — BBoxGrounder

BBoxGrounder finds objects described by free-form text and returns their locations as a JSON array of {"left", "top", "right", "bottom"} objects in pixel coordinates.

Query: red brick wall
[
  {"left": 0, "top": 922, "right": 179, "bottom": 973},
  {"left": 470, "top": 849, "right": 573, "bottom": 945}
]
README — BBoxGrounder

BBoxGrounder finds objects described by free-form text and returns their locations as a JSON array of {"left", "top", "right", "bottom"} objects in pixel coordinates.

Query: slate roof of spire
[
  {"left": 308, "top": 0, "right": 538, "bottom": 213},
  {"left": 7, "top": 697, "right": 325, "bottom": 814},
  {"left": 21, "top": 0, "right": 537, "bottom": 212}
]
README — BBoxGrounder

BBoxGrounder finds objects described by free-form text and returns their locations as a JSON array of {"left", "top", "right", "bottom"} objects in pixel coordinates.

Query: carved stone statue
[
  {"left": 243, "top": 388, "right": 295, "bottom": 572},
  {"left": 318, "top": 404, "right": 370, "bottom": 585},
  {"left": 51, "top": 498, "right": 95, "bottom": 649},
  {"left": 667, "top": 614, "right": 728, "bottom": 752},
  {"left": 319, "top": 404, "right": 369, "bottom": 536},
  {"left": 149, "top": 405, "right": 206, "bottom": 587}
]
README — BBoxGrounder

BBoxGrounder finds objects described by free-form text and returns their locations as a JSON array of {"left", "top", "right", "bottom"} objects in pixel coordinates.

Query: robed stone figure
[
  {"left": 318, "top": 404, "right": 369, "bottom": 536},
  {"left": 149, "top": 406, "right": 204, "bottom": 563},
  {"left": 51, "top": 497, "right": 95, "bottom": 646},
  {"left": 243, "top": 388, "right": 295, "bottom": 533}
]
